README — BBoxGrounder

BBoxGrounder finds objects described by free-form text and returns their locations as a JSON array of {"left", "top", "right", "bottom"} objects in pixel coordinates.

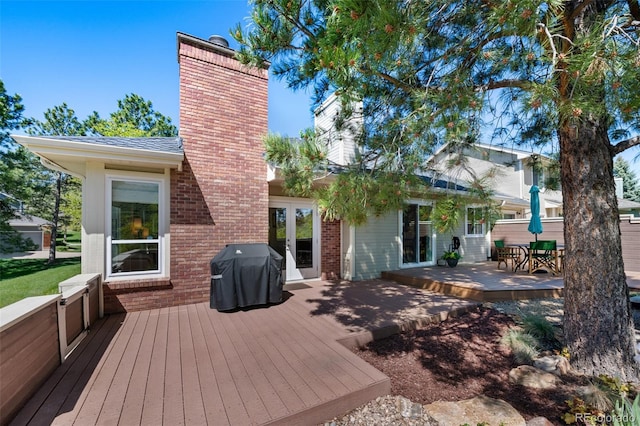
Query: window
[
  {"left": 533, "top": 167, "right": 544, "bottom": 187},
  {"left": 107, "top": 178, "right": 163, "bottom": 278},
  {"left": 466, "top": 207, "right": 485, "bottom": 236},
  {"left": 402, "top": 203, "right": 433, "bottom": 264}
]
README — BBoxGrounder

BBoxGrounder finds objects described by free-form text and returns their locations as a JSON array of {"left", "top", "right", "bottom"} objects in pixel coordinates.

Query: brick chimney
[
  {"left": 168, "top": 33, "right": 269, "bottom": 307},
  {"left": 95, "top": 33, "right": 270, "bottom": 313}
]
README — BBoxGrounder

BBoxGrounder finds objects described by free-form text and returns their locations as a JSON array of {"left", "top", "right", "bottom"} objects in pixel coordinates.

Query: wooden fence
[
  {"left": 492, "top": 215, "right": 640, "bottom": 272},
  {"left": 0, "top": 273, "right": 102, "bottom": 425}
]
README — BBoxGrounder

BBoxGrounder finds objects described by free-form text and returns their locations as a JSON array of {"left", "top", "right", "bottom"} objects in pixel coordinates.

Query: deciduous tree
[{"left": 236, "top": 0, "right": 640, "bottom": 380}]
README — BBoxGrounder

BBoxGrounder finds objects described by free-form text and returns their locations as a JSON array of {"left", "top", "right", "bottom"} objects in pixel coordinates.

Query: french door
[{"left": 268, "top": 200, "right": 319, "bottom": 281}]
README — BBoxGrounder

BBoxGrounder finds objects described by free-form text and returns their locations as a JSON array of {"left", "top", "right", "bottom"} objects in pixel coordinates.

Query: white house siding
[
  {"left": 353, "top": 212, "right": 400, "bottom": 280},
  {"left": 81, "top": 163, "right": 172, "bottom": 280},
  {"left": 314, "top": 93, "right": 361, "bottom": 166},
  {"left": 460, "top": 234, "right": 491, "bottom": 262},
  {"left": 433, "top": 148, "right": 523, "bottom": 199},
  {"left": 82, "top": 162, "right": 106, "bottom": 276},
  {"left": 433, "top": 219, "right": 490, "bottom": 264}
]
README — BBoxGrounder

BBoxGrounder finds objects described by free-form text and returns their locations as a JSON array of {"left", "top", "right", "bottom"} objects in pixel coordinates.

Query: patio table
[
  {"left": 506, "top": 243, "right": 529, "bottom": 272},
  {"left": 507, "top": 242, "right": 564, "bottom": 274}
]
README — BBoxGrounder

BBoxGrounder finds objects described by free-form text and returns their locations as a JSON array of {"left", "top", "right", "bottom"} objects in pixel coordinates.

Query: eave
[{"left": 11, "top": 135, "right": 184, "bottom": 178}]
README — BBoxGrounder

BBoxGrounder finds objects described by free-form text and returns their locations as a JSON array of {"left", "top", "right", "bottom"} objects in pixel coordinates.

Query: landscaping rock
[
  {"left": 324, "top": 395, "right": 439, "bottom": 425},
  {"left": 424, "top": 395, "right": 526, "bottom": 426},
  {"left": 509, "top": 365, "right": 561, "bottom": 389},
  {"left": 533, "top": 355, "right": 571, "bottom": 376},
  {"left": 526, "top": 417, "right": 555, "bottom": 426}
]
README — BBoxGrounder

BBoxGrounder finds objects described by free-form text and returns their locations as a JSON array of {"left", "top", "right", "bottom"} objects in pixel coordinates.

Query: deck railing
[{"left": 0, "top": 273, "right": 102, "bottom": 425}]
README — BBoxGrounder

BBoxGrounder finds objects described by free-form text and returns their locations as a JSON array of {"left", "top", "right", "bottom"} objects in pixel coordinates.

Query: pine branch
[{"left": 611, "top": 136, "right": 640, "bottom": 155}]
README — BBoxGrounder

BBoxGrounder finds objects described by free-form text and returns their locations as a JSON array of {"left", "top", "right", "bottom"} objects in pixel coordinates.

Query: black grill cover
[{"left": 210, "top": 243, "right": 283, "bottom": 311}]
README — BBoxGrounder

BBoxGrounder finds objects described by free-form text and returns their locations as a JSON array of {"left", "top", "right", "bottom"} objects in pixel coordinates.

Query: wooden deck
[
  {"left": 10, "top": 279, "right": 477, "bottom": 425},
  {"left": 382, "top": 262, "right": 640, "bottom": 302}
]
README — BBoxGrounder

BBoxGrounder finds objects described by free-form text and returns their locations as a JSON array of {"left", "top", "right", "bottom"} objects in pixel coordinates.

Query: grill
[{"left": 210, "top": 243, "right": 283, "bottom": 311}]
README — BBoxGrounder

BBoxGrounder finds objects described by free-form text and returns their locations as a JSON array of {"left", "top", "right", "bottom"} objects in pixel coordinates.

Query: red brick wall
[
  {"left": 321, "top": 218, "right": 341, "bottom": 280},
  {"left": 104, "top": 34, "right": 269, "bottom": 313}
]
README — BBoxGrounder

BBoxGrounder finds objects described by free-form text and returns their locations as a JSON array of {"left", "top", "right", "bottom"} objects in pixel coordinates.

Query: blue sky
[
  {"left": 2, "top": 0, "right": 639, "bottom": 176},
  {"left": 1, "top": 0, "right": 314, "bottom": 137}
]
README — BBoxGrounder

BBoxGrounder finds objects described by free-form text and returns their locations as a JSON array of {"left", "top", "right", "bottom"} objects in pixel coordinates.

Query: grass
[
  {"left": 0, "top": 257, "right": 81, "bottom": 308},
  {"left": 56, "top": 230, "right": 81, "bottom": 252}
]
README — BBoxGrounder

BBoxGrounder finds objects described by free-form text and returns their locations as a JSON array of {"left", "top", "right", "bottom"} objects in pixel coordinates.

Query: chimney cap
[{"left": 208, "top": 35, "right": 229, "bottom": 48}]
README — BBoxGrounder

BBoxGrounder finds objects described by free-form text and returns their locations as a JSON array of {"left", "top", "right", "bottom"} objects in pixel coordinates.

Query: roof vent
[{"left": 208, "top": 35, "right": 229, "bottom": 48}]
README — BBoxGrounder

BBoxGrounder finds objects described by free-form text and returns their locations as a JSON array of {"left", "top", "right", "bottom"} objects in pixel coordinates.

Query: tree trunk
[
  {"left": 559, "top": 119, "right": 638, "bottom": 382},
  {"left": 47, "top": 173, "right": 62, "bottom": 265}
]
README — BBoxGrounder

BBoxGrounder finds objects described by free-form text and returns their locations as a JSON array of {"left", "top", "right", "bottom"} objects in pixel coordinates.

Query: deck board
[
  {"left": 198, "top": 304, "right": 252, "bottom": 426},
  {"left": 231, "top": 310, "right": 307, "bottom": 414},
  {"left": 120, "top": 310, "right": 156, "bottom": 425},
  {"left": 215, "top": 310, "right": 270, "bottom": 424},
  {"left": 180, "top": 306, "right": 208, "bottom": 426},
  {"left": 71, "top": 310, "right": 141, "bottom": 425},
  {"left": 140, "top": 308, "right": 168, "bottom": 426},
  {"left": 162, "top": 306, "right": 185, "bottom": 426},
  {"left": 189, "top": 304, "right": 228, "bottom": 425},
  {"left": 235, "top": 308, "right": 323, "bottom": 408},
  {"left": 97, "top": 310, "right": 149, "bottom": 425},
  {"left": 220, "top": 310, "right": 289, "bottom": 421}
]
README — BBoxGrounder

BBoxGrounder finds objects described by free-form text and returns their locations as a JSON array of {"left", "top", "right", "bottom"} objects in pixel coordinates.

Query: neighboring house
[
  {"left": 0, "top": 192, "right": 50, "bottom": 251},
  {"left": 615, "top": 177, "right": 640, "bottom": 216},
  {"left": 7, "top": 213, "right": 50, "bottom": 250},
  {"left": 618, "top": 198, "right": 640, "bottom": 217},
  {"left": 310, "top": 95, "right": 496, "bottom": 280},
  {"left": 429, "top": 143, "right": 564, "bottom": 219}
]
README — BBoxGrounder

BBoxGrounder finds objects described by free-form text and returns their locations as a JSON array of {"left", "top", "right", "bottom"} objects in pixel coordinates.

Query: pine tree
[
  {"left": 614, "top": 157, "right": 640, "bottom": 202},
  {"left": 235, "top": 0, "right": 640, "bottom": 380}
]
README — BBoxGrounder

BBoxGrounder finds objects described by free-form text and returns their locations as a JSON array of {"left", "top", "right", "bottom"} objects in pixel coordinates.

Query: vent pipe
[{"left": 208, "top": 35, "right": 229, "bottom": 48}]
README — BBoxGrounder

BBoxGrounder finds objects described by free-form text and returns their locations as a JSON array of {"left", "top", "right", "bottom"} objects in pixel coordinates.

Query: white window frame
[
  {"left": 399, "top": 200, "right": 436, "bottom": 267},
  {"left": 532, "top": 167, "right": 545, "bottom": 188},
  {"left": 465, "top": 206, "right": 485, "bottom": 237},
  {"left": 106, "top": 174, "right": 166, "bottom": 280}
]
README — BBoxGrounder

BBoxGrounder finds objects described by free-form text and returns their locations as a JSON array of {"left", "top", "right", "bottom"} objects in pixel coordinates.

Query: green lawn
[
  {"left": 0, "top": 258, "right": 81, "bottom": 308},
  {"left": 56, "top": 230, "right": 82, "bottom": 252}
]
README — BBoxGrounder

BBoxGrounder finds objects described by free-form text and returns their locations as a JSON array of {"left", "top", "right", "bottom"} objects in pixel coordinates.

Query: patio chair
[
  {"left": 529, "top": 240, "right": 560, "bottom": 274},
  {"left": 494, "top": 240, "right": 520, "bottom": 271}
]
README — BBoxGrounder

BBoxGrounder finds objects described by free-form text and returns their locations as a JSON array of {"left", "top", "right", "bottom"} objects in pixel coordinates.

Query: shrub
[
  {"left": 520, "top": 314, "right": 561, "bottom": 349},
  {"left": 500, "top": 328, "right": 540, "bottom": 364}
]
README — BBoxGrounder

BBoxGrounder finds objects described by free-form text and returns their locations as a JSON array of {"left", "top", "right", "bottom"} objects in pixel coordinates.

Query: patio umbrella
[{"left": 528, "top": 185, "right": 543, "bottom": 241}]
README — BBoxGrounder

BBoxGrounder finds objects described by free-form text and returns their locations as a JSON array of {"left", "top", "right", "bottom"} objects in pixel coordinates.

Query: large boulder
[
  {"left": 509, "top": 365, "right": 561, "bottom": 389},
  {"left": 424, "top": 395, "right": 526, "bottom": 426},
  {"left": 526, "top": 417, "right": 555, "bottom": 426},
  {"left": 533, "top": 355, "right": 570, "bottom": 376}
]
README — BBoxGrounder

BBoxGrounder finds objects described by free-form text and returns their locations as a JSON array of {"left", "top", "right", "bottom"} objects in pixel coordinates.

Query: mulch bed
[{"left": 353, "top": 307, "right": 588, "bottom": 425}]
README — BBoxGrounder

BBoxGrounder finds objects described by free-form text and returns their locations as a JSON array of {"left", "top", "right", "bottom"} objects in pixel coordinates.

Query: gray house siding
[{"left": 353, "top": 212, "right": 400, "bottom": 280}]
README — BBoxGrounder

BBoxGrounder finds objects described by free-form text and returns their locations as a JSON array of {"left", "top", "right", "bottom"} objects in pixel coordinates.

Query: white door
[{"left": 268, "top": 201, "right": 319, "bottom": 281}]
